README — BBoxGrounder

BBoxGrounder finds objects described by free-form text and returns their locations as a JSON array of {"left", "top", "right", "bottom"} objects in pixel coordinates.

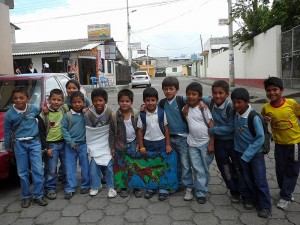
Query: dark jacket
[{"left": 26, "top": 68, "right": 38, "bottom": 73}]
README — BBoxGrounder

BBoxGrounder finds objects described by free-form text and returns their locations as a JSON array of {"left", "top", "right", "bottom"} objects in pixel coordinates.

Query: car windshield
[
  {"left": 0, "top": 80, "right": 42, "bottom": 111},
  {"left": 133, "top": 72, "right": 147, "bottom": 76}
]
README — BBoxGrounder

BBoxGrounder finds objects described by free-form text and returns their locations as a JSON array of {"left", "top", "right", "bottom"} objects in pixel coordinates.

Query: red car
[{"left": 0, "top": 73, "right": 79, "bottom": 180}]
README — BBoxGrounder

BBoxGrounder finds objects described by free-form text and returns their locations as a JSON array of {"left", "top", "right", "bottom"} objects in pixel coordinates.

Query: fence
[{"left": 281, "top": 25, "right": 300, "bottom": 88}]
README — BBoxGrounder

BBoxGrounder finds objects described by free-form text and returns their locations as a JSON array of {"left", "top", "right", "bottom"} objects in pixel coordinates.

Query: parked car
[
  {"left": 131, "top": 71, "right": 151, "bottom": 88},
  {"left": 0, "top": 73, "right": 84, "bottom": 180}
]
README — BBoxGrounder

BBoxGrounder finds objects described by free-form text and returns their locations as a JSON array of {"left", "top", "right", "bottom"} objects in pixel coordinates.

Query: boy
[
  {"left": 109, "top": 88, "right": 142, "bottom": 198},
  {"left": 159, "top": 76, "right": 192, "bottom": 199},
  {"left": 85, "top": 88, "right": 117, "bottom": 198},
  {"left": 185, "top": 82, "right": 214, "bottom": 204},
  {"left": 231, "top": 87, "right": 271, "bottom": 218},
  {"left": 62, "top": 91, "right": 89, "bottom": 199},
  {"left": 202, "top": 80, "right": 240, "bottom": 203},
  {"left": 40, "top": 89, "right": 68, "bottom": 200},
  {"left": 261, "top": 77, "right": 300, "bottom": 209},
  {"left": 137, "top": 87, "right": 175, "bottom": 201},
  {"left": 4, "top": 88, "right": 47, "bottom": 208}
]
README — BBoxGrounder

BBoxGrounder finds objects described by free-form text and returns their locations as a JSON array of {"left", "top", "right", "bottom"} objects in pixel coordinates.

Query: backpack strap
[
  {"left": 140, "top": 111, "right": 147, "bottom": 136},
  {"left": 105, "top": 107, "right": 112, "bottom": 125},
  {"left": 247, "top": 110, "right": 258, "bottom": 137},
  {"left": 158, "top": 98, "right": 166, "bottom": 109},
  {"left": 66, "top": 111, "right": 73, "bottom": 130},
  {"left": 132, "top": 109, "right": 139, "bottom": 130},
  {"left": 208, "top": 98, "right": 215, "bottom": 113},
  {"left": 200, "top": 108, "right": 210, "bottom": 128},
  {"left": 140, "top": 107, "right": 165, "bottom": 136}
]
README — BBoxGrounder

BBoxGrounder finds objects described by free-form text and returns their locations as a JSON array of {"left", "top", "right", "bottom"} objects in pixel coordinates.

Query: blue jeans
[
  {"left": 14, "top": 138, "right": 44, "bottom": 199},
  {"left": 170, "top": 135, "right": 192, "bottom": 189},
  {"left": 144, "top": 139, "right": 171, "bottom": 195},
  {"left": 44, "top": 141, "right": 65, "bottom": 191},
  {"left": 189, "top": 142, "right": 214, "bottom": 197},
  {"left": 214, "top": 139, "right": 239, "bottom": 196},
  {"left": 275, "top": 143, "right": 300, "bottom": 201},
  {"left": 90, "top": 158, "right": 114, "bottom": 189},
  {"left": 237, "top": 151, "right": 271, "bottom": 209},
  {"left": 65, "top": 143, "right": 89, "bottom": 193}
]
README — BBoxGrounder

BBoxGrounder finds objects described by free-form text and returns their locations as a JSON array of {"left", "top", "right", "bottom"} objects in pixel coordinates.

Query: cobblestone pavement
[{"left": 0, "top": 76, "right": 300, "bottom": 225}]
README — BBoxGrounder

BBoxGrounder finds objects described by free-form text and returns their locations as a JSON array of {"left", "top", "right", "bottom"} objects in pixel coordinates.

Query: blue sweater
[
  {"left": 203, "top": 97, "right": 234, "bottom": 140},
  {"left": 4, "top": 104, "right": 40, "bottom": 150},
  {"left": 62, "top": 111, "right": 86, "bottom": 148},
  {"left": 161, "top": 96, "right": 188, "bottom": 135},
  {"left": 233, "top": 108, "right": 264, "bottom": 162}
]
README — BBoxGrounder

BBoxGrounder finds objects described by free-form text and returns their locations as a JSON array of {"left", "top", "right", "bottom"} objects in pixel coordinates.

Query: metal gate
[
  {"left": 115, "top": 64, "right": 131, "bottom": 85},
  {"left": 281, "top": 25, "right": 300, "bottom": 88}
]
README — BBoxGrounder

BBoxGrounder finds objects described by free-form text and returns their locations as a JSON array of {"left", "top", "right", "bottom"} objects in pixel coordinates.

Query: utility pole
[
  {"left": 228, "top": 0, "right": 235, "bottom": 87},
  {"left": 127, "top": 0, "right": 132, "bottom": 73},
  {"left": 147, "top": 45, "right": 150, "bottom": 75}
]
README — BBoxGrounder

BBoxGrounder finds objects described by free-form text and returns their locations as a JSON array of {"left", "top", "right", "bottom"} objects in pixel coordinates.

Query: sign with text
[
  {"left": 218, "top": 18, "right": 228, "bottom": 26},
  {"left": 105, "top": 42, "right": 116, "bottom": 60},
  {"left": 130, "top": 42, "right": 141, "bottom": 50},
  {"left": 137, "top": 49, "right": 146, "bottom": 54},
  {"left": 88, "top": 24, "right": 111, "bottom": 41}
]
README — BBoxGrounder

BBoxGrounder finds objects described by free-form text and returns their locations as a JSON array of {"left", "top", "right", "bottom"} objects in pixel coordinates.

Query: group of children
[{"left": 4, "top": 76, "right": 300, "bottom": 219}]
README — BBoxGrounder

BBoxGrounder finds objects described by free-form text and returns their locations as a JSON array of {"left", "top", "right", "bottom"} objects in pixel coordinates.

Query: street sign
[
  {"left": 130, "top": 42, "right": 141, "bottom": 50},
  {"left": 137, "top": 50, "right": 146, "bottom": 54},
  {"left": 218, "top": 18, "right": 228, "bottom": 26}
]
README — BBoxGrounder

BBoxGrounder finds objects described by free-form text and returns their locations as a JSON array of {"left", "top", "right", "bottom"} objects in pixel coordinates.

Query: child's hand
[
  {"left": 135, "top": 144, "right": 139, "bottom": 152},
  {"left": 198, "top": 100, "right": 207, "bottom": 110},
  {"left": 47, "top": 149, "right": 53, "bottom": 158},
  {"left": 140, "top": 104, "right": 146, "bottom": 112},
  {"left": 140, "top": 147, "right": 147, "bottom": 155},
  {"left": 42, "top": 106, "right": 49, "bottom": 115},
  {"left": 82, "top": 108, "right": 88, "bottom": 114},
  {"left": 111, "top": 148, "right": 115, "bottom": 157},
  {"left": 182, "top": 104, "right": 189, "bottom": 117},
  {"left": 72, "top": 145, "right": 78, "bottom": 151},
  {"left": 264, "top": 116, "right": 272, "bottom": 123},
  {"left": 207, "top": 144, "right": 214, "bottom": 154},
  {"left": 166, "top": 145, "right": 172, "bottom": 153}
]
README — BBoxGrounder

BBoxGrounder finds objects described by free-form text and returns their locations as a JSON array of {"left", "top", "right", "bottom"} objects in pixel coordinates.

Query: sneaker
[
  {"left": 258, "top": 208, "right": 271, "bottom": 218},
  {"left": 243, "top": 200, "right": 254, "bottom": 210},
  {"left": 231, "top": 194, "right": 240, "bottom": 203},
  {"left": 120, "top": 189, "right": 129, "bottom": 198},
  {"left": 184, "top": 188, "right": 193, "bottom": 201},
  {"left": 80, "top": 188, "right": 89, "bottom": 194},
  {"left": 144, "top": 191, "right": 155, "bottom": 199},
  {"left": 33, "top": 197, "right": 48, "bottom": 206},
  {"left": 133, "top": 189, "right": 143, "bottom": 198},
  {"left": 277, "top": 199, "right": 290, "bottom": 210},
  {"left": 197, "top": 197, "right": 206, "bottom": 204},
  {"left": 158, "top": 193, "right": 168, "bottom": 201},
  {"left": 107, "top": 188, "right": 117, "bottom": 198},
  {"left": 45, "top": 190, "right": 57, "bottom": 200},
  {"left": 64, "top": 192, "right": 73, "bottom": 200},
  {"left": 291, "top": 196, "right": 295, "bottom": 202},
  {"left": 89, "top": 189, "right": 99, "bottom": 196},
  {"left": 21, "top": 198, "right": 31, "bottom": 208}
]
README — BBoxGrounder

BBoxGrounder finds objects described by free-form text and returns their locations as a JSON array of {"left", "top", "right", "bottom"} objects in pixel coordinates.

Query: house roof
[{"left": 12, "top": 39, "right": 104, "bottom": 56}]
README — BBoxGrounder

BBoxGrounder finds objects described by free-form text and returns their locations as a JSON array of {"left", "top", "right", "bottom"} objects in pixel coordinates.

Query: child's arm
[
  {"left": 4, "top": 113, "right": 13, "bottom": 153},
  {"left": 108, "top": 116, "right": 116, "bottom": 157},
  {"left": 207, "top": 119, "right": 215, "bottom": 154},
  {"left": 164, "top": 125, "right": 172, "bottom": 153},
  {"left": 137, "top": 128, "right": 146, "bottom": 154},
  {"left": 36, "top": 115, "right": 51, "bottom": 155}
]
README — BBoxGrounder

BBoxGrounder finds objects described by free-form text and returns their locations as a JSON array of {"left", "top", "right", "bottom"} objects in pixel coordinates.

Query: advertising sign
[
  {"left": 88, "top": 24, "right": 111, "bottom": 41},
  {"left": 130, "top": 42, "right": 141, "bottom": 50},
  {"left": 105, "top": 42, "right": 116, "bottom": 60}
]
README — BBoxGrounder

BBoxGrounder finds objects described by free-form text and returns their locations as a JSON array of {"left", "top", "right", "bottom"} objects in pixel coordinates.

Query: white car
[{"left": 131, "top": 71, "right": 151, "bottom": 88}]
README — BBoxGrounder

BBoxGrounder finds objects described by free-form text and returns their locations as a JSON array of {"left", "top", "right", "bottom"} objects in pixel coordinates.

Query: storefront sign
[
  {"left": 88, "top": 24, "right": 111, "bottom": 41},
  {"left": 105, "top": 42, "right": 116, "bottom": 60}
]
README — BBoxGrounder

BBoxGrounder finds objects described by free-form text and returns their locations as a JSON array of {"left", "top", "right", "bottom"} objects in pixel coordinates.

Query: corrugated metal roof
[{"left": 12, "top": 39, "right": 104, "bottom": 56}]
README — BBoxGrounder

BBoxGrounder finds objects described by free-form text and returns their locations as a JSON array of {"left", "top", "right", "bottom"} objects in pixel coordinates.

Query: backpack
[
  {"left": 248, "top": 110, "right": 273, "bottom": 154},
  {"left": 86, "top": 107, "right": 112, "bottom": 127},
  {"left": 111, "top": 109, "right": 139, "bottom": 133},
  {"left": 208, "top": 98, "right": 232, "bottom": 122},
  {"left": 159, "top": 96, "right": 186, "bottom": 121},
  {"left": 140, "top": 107, "right": 165, "bottom": 135}
]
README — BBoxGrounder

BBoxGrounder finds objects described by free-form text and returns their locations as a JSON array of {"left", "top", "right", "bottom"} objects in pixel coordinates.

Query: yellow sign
[{"left": 88, "top": 24, "right": 111, "bottom": 41}]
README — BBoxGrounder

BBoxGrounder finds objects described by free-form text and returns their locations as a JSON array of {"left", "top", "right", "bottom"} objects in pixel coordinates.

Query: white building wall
[
  {"left": 0, "top": 3, "right": 13, "bottom": 75},
  {"left": 166, "top": 66, "right": 183, "bottom": 76},
  {"left": 203, "top": 25, "right": 281, "bottom": 79}
]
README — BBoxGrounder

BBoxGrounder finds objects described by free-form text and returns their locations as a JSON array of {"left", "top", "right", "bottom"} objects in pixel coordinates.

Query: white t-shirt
[
  {"left": 186, "top": 106, "right": 212, "bottom": 147},
  {"left": 124, "top": 118, "right": 136, "bottom": 143},
  {"left": 137, "top": 108, "right": 168, "bottom": 141}
]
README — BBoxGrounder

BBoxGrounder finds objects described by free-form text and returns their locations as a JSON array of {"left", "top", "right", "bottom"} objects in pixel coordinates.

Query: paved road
[{"left": 0, "top": 76, "right": 299, "bottom": 225}]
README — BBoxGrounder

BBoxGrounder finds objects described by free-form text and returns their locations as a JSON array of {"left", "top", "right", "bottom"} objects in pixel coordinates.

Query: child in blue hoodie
[{"left": 231, "top": 88, "right": 271, "bottom": 218}]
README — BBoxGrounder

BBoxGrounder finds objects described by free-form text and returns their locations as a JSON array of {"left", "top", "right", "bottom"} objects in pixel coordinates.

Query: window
[
  {"left": 172, "top": 67, "right": 177, "bottom": 72},
  {"left": 45, "top": 77, "right": 60, "bottom": 97},
  {"left": 107, "top": 61, "right": 112, "bottom": 73}
]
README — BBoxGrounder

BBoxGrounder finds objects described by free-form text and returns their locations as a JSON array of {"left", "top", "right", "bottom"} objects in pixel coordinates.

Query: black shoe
[
  {"left": 64, "top": 192, "right": 73, "bottom": 199},
  {"left": 80, "top": 188, "right": 89, "bottom": 194},
  {"left": 243, "top": 200, "right": 254, "bottom": 210},
  {"left": 133, "top": 189, "right": 143, "bottom": 198},
  {"left": 231, "top": 194, "right": 240, "bottom": 203},
  {"left": 120, "top": 189, "right": 129, "bottom": 198},
  {"left": 158, "top": 193, "right": 168, "bottom": 201},
  {"left": 144, "top": 191, "right": 155, "bottom": 199},
  {"left": 33, "top": 197, "right": 48, "bottom": 206},
  {"left": 21, "top": 198, "right": 31, "bottom": 208},
  {"left": 45, "top": 190, "right": 57, "bottom": 200},
  {"left": 258, "top": 208, "right": 271, "bottom": 218},
  {"left": 197, "top": 197, "right": 206, "bottom": 204}
]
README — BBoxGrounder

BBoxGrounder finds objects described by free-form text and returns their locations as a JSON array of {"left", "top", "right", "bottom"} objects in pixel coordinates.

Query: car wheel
[
  {"left": 132, "top": 85, "right": 135, "bottom": 89},
  {"left": 148, "top": 84, "right": 151, "bottom": 87}
]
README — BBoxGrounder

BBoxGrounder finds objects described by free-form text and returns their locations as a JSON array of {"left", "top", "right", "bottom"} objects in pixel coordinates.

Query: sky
[{"left": 10, "top": 0, "right": 230, "bottom": 58}]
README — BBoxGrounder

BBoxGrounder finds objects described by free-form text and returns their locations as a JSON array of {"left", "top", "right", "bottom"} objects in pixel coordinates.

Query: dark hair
[
  {"left": 212, "top": 80, "right": 229, "bottom": 93},
  {"left": 162, "top": 76, "right": 179, "bottom": 90},
  {"left": 118, "top": 88, "right": 133, "bottom": 102},
  {"left": 70, "top": 91, "right": 84, "bottom": 102},
  {"left": 91, "top": 88, "right": 108, "bottom": 102},
  {"left": 230, "top": 88, "right": 250, "bottom": 102},
  {"left": 49, "top": 88, "right": 64, "bottom": 99},
  {"left": 12, "top": 88, "right": 29, "bottom": 98},
  {"left": 186, "top": 82, "right": 203, "bottom": 96},
  {"left": 263, "top": 76, "right": 283, "bottom": 90},
  {"left": 143, "top": 87, "right": 158, "bottom": 101},
  {"left": 66, "top": 79, "right": 80, "bottom": 90}
]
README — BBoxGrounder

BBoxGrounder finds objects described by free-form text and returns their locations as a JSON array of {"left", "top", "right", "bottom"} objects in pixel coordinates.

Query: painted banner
[{"left": 114, "top": 150, "right": 178, "bottom": 190}]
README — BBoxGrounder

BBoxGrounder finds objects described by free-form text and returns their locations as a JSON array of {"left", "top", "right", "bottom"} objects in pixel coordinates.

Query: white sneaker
[
  {"left": 277, "top": 199, "right": 291, "bottom": 209},
  {"left": 184, "top": 188, "right": 193, "bottom": 201},
  {"left": 291, "top": 196, "right": 295, "bottom": 202},
  {"left": 107, "top": 188, "right": 117, "bottom": 198},
  {"left": 89, "top": 189, "right": 99, "bottom": 196}
]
